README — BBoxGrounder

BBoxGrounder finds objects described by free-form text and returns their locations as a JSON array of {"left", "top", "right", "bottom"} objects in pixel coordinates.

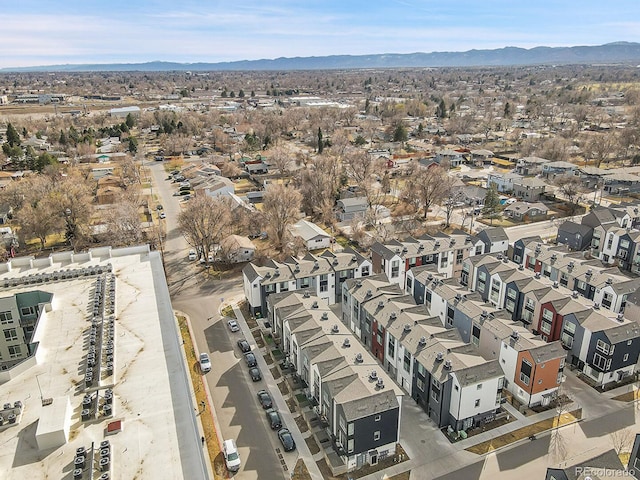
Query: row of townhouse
[
  {"left": 517, "top": 240, "right": 640, "bottom": 314},
  {"left": 267, "top": 291, "right": 402, "bottom": 474},
  {"left": 341, "top": 274, "right": 506, "bottom": 432},
  {"left": 369, "top": 228, "right": 509, "bottom": 288},
  {"left": 242, "top": 249, "right": 371, "bottom": 315},
  {"left": 406, "top": 267, "right": 566, "bottom": 407},
  {"left": 457, "top": 253, "right": 640, "bottom": 388},
  {"left": 558, "top": 204, "right": 640, "bottom": 274}
]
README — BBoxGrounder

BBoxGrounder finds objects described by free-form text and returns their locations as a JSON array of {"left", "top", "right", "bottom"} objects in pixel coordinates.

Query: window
[
  {"left": 416, "top": 363, "right": 425, "bottom": 376},
  {"left": 406, "top": 276, "right": 413, "bottom": 291},
  {"left": 540, "top": 321, "right": 551, "bottom": 335},
  {"left": 21, "top": 306, "right": 36, "bottom": 316},
  {"left": 542, "top": 309, "right": 553, "bottom": 322},
  {"left": 265, "top": 283, "right": 275, "bottom": 293},
  {"left": 607, "top": 234, "right": 614, "bottom": 249},
  {"left": 3, "top": 328, "right": 18, "bottom": 342},
  {"left": 577, "top": 280, "right": 586, "bottom": 290},
  {"left": 0, "top": 311, "right": 12, "bottom": 324},
  {"left": 416, "top": 378, "right": 425, "bottom": 391},
  {"left": 8, "top": 345, "right": 21, "bottom": 358},
  {"left": 347, "top": 439, "right": 354, "bottom": 453},
  {"left": 520, "top": 358, "right": 532, "bottom": 385},
  {"left": 403, "top": 350, "right": 411, "bottom": 372},
  {"left": 506, "top": 299, "right": 516, "bottom": 313},
  {"left": 374, "top": 415, "right": 381, "bottom": 422},
  {"left": 456, "top": 249, "right": 464, "bottom": 265},
  {"left": 596, "top": 339, "right": 610, "bottom": 355},
  {"left": 339, "top": 416, "right": 346, "bottom": 432},
  {"left": 620, "top": 239, "right": 630, "bottom": 249},
  {"left": 431, "top": 378, "right": 441, "bottom": 402},
  {"left": 320, "top": 274, "right": 328, "bottom": 293},
  {"left": 477, "top": 271, "right": 487, "bottom": 293},
  {"left": 299, "top": 277, "right": 310, "bottom": 288},
  {"left": 348, "top": 423, "right": 354, "bottom": 435},
  {"left": 490, "top": 279, "right": 501, "bottom": 303},
  {"left": 361, "top": 265, "right": 370, "bottom": 277},
  {"left": 557, "top": 371, "right": 563, "bottom": 384},
  {"left": 440, "top": 254, "right": 448, "bottom": 269},
  {"left": 408, "top": 257, "right": 417, "bottom": 267},
  {"left": 374, "top": 431, "right": 381, "bottom": 441},
  {"left": 388, "top": 337, "right": 395, "bottom": 359},
  {"left": 560, "top": 272, "right": 569, "bottom": 287},
  {"left": 624, "top": 354, "right": 629, "bottom": 362},
  {"left": 472, "top": 324, "right": 480, "bottom": 346},
  {"left": 391, "top": 260, "right": 400, "bottom": 278},
  {"left": 507, "top": 288, "right": 516, "bottom": 300},
  {"left": 602, "top": 292, "right": 613, "bottom": 309},
  {"left": 279, "top": 282, "right": 289, "bottom": 292},
  {"left": 474, "top": 399, "right": 480, "bottom": 408},
  {"left": 593, "top": 352, "right": 611, "bottom": 371},
  {"left": 477, "top": 383, "right": 482, "bottom": 390}
]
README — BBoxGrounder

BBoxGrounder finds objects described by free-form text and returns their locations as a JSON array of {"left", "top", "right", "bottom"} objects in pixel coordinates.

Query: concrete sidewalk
[{"left": 233, "top": 304, "right": 325, "bottom": 480}]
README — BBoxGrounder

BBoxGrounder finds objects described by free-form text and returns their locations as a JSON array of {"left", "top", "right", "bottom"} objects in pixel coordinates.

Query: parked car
[
  {"left": 266, "top": 409, "right": 282, "bottom": 430},
  {"left": 188, "top": 249, "right": 197, "bottom": 261},
  {"left": 159, "top": 212, "right": 166, "bottom": 219},
  {"left": 244, "top": 352, "right": 257, "bottom": 367},
  {"left": 237, "top": 339, "right": 251, "bottom": 353},
  {"left": 228, "top": 319, "right": 240, "bottom": 332},
  {"left": 249, "top": 366, "right": 262, "bottom": 381},
  {"left": 277, "top": 428, "right": 296, "bottom": 451},
  {"left": 223, "top": 439, "right": 241, "bottom": 472},
  {"left": 257, "top": 390, "right": 273, "bottom": 409},
  {"left": 156, "top": 204, "right": 163, "bottom": 210},
  {"left": 199, "top": 352, "right": 211, "bottom": 373}
]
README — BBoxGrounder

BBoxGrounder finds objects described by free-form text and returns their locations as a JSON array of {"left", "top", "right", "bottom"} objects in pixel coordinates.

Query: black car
[
  {"left": 237, "top": 339, "right": 251, "bottom": 353},
  {"left": 277, "top": 428, "right": 296, "bottom": 452},
  {"left": 257, "top": 390, "right": 272, "bottom": 409},
  {"left": 244, "top": 352, "right": 257, "bottom": 367},
  {"left": 249, "top": 366, "right": 262, "bottom": 381},
  {"left": 266, "top": 409, "right": 282, "bottom": 430}
]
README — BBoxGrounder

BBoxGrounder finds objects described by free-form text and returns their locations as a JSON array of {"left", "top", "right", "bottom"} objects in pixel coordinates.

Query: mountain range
[{"left": 3, "top": 42, "right": 640, "bottom": 72}]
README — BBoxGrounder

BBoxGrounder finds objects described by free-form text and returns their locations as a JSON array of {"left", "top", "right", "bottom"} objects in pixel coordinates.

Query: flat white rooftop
[{"left": 0, "top": 245, "right": 206, "bottom": 480}]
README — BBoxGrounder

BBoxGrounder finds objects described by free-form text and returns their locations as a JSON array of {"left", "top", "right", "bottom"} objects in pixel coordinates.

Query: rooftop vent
[
  {"left": 264, "top": 272, "right": 271, "bottom": 279},
  {"left": 606, "top": 277, "right": 613, "bottom": 285},
  {"left": 497, "top": 254, "right": 503, "bottom": 260},
  {"left": 510, "top": 331, "right": 520, "bottom": 341},
  {"left": 434, "top": 241, "right": 441, "bottom": 248},
  {"left": 593, "top": 302, "right": 600, "bottom": 310},
  {"left": 403, "top": 324, "right": 411, "bottom": 333},
  {"left": 465, "top": 236, "right": 472, "bottom": 243},
  {"left": 568, "top": 261, "right": 575, "bottom": 269},
  {"left": 369, "top": 370, "right": 378, "bottom": 380},
  {"left": 481, "top": 310, "right": 489, "bottom": 318},
  {"left": 402, "top": 247, "right": 408, "bottom": 253},
  {"left": 303, "top": 291, "right": 310, "bottom": 298},
  {"left": 321, "top": 312, "right": 329, "bottom": 320},
  {"left": 572, "top": 290, "right": 579, "bottom": 299},
  {"left": 331, "top": 324, "right": 339, "bottom": 333},
  {"left": 395, "top": 247, "right": 401, "bottom": 254},
  {"left": 551, "top": 254, "right": 557, "bottom": 262},
  {"left": 518, "top": 264, "right": 524, "bottom": 271},
  {"left": 553, "top": 281, "right": 559, "bottom": 288},
  {"left": 444, "top": 360, "right": 452, "bottom": 370},
  {"left": 366, "top": 289, "right": 372, "bottom": 298},
  {"left": 617, "top": 313, "right": 625, "bottom": 322},
  {"left": 535, "top": 272, "right": 541, "bottom": 279},
  {"left": 503, "top": 257, "right": 509, "bottom": 263},
  {"left": 376, "top": 378, "right": 385, "bottom": 389},
  {"left": 455, "top": 293, "right": 462, "bottom": 301},
  {"left": 427, "top": 273, "right": 434, "bottom": 281},
  {"left": 351, "top": 255, "right": 358, "bottom": 263},
  {"left": 390, "top": 312, "right": 397, "bottom": 320},
  {"left": 450, "top": 239, "right": 456, "bottom": 246},
  {"left": 355, "top": 353, "right": 363, "bottom": 363},
  {"left": 314, "top": 261, "right": 319, "bottom": 269},
  {"left": 418, "top": 336, "right": 427, "bottom": 347},
  {"left": 418, "top": 244, "right": 425, "bottom": 250},
  {"left": 436, "top": 352, "right": 444, "bottom": 362},
  {"left": 355, "top": 280, "right": 362, "bottom": 287},
  {"left": 312, "top": 301, "right": 319, "bottom": 309},
  {"left": 274, "top": 268, "right": 280, "bottom": 276},
  {"left": 586, "top": 269, "right": 593, "bottom": 277},
  {"left": 378, "top": 300, "right": 385, "bottom": 308},
  {"left": 294, "top": 264, "right": 300, "bottom": 272},
  {"left": 343, "top": 338, "right": 351, "bottom": 347},
  {"left": 333, "top": 259, "right": 339, "bottom": 266}
]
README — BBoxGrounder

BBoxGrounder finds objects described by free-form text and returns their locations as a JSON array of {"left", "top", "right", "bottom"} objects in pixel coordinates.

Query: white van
[{"left": 223, "top": 439, "right": 241, "bottom": 472}]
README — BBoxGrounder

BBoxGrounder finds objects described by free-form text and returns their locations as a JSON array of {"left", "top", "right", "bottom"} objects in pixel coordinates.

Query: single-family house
[
  {"left": 289, "top": 219, "right": 332, "bottom": 251},
  {"left": 512, "top": 177, "right": 547, "bottom": 201},
  {"left": 336, "top": 197, "right": 368, "bottom": 222},
  {"left": 503, "top": 202, "right": 548, "bottom": 221}
]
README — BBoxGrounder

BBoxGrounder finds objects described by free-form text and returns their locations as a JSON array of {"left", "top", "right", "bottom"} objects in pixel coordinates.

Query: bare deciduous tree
[
  {"left": 178, "top": 195, "right": 232, "bottom": 264},
  {"left": 402, "top": 165, "right": 449, "bottom": 219},
  {"left": 267, "top": 146, "right": 294, "bottom": 177},
  {"left": 262, "top": 183, "right": 302, "bottom": 251},
  {"left": 610, "top": 428, "right": 634, "bottom": 455},
  {"left": 555, "top": 174, "right": 587, "bottom": 214}
]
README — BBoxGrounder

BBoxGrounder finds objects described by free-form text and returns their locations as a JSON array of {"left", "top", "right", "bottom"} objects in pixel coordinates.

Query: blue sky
[{"left": 2, "top": 0, "right": 639, "bottom": 67}]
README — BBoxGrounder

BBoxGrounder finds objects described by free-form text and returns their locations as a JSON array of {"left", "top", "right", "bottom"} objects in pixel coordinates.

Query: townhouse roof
[
  {"left": 372, "top": 232, "right": 476, "bottom": 262},
  {"left": 220, "top": 234, "right": 255, "bottom": 251},
  {"left": 603, "top": 172, "right": 640, "bottom": 182},
  {"left": 343, "top": 274, "right": 403, "bottom": 304},
  {"left": 582, "top": 207, "right": 621, "bottom": 226},
  {"left": 319, "top": 248, "right": 367, "bottom": 271},
  {"left": 558, "top": 221, "right": 592, "bottom": 236},
  {"left": 578, "top": 166, "right": 608, "bottom": 176},
  {"left": 284, "top": 254, "right": 334, "bottom": 278},
  {"left": 477, "top": 226, "right": 509, "bottom": 243},
  {"left": 336, "top": 197, "right": 368, "bottom": 209},
  {"left": 544, "top": 160, "right": 577, "bottom": 169}
]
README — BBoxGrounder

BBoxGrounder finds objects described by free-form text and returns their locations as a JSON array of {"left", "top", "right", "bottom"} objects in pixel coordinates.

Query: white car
[
  {"left": 199, "top": 352, "right": 211, "bottom": 373},
  {"left": 159, "top": 212, "right": 166, "bottom": 219},
  {"left": 228, "top": 320, "right": 240, "bottom": 332},
  {"left": 188, "top": 249, "right": 197, "bottom": 261}
]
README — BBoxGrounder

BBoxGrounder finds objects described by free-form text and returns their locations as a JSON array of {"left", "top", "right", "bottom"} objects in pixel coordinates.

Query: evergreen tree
[
  {"left": 482, "top": 184, "right": 501, "bottom": 225},
  {"left": 393, "top": 123, "right": 407, "bottom": 142},
  {"left": 238, "top": 89, "right": 245, "bottom": 98},
  {"left": 125, "top": 113, "right": 136, "bottom": 128},
  {"left": 317, "top": 128, "right": 324, "bottom": 154},
  {"left": 436, "top": 99, "right": 447, "bottom": 119},
  {"left": 6, "top": 123, "right": 21, "bottom": 146}
]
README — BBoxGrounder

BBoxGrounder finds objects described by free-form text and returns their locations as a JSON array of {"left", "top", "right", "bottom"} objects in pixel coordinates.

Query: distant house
[
  {"left": 556, "top": 221, "right": 593, "bottom": 251},
  {"left": 194, "top": 176, "right": 235, "bottom": 197},
  {"left": 503, "top": 202, "right": 548, "bottom": 221},
  {"left": 602, "top": 172, "right": 640, "bottom": 195},
  {"left": 542, "top": 161, "right": 577, "bottom": 179},
  {"left": 512, "top": 177, "right": 547, "bottom": 201},
  {"left": 217, "top": 235, "right": 255, "bottom": 263},
  {"left": 476, "top": 227, "right": 509, "bottom": 255},
  {"left": 469, "top": 149, "right": 493, "bottom": 166},
  {"left": 289, "top": 219, "right": 332, "bottom": 251},
  {"left": 434, "top": 149, "right": 465, "bottom": 167},
  {"left": 336, "top": 197, "right": 368, "bottom": 222},
  {"left": 109, "top": 106, "right": 140, "bottom": 118},
  {"left": 0, "top": 204, "right": 13, "bottom": 224},
  {"left": 487, "top": 172, "right": 522, "bottom": 193},
  {"left": 516, "top": 156, "right": 549, "bottom": 176}
]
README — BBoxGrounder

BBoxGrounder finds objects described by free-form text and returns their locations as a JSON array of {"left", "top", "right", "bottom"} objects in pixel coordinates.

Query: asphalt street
[{"left": 147, "top": 161, "right": 286, "bottom": 480}]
